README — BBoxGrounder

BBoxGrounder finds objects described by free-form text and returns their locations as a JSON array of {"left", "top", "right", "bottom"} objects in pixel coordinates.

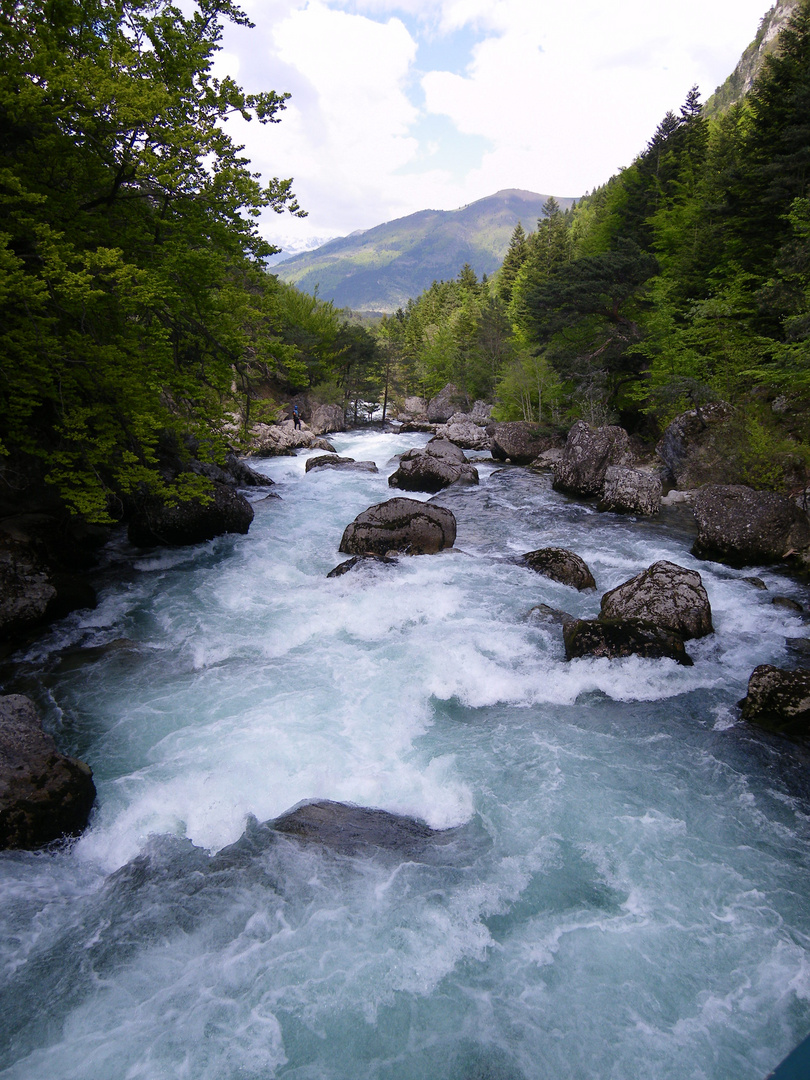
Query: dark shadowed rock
[
  {"left": 598, "top": 466, "right": 662, "bottom": 516},
  {"left": 739, "top": 665, "right": 810, "bottom": 735},
  {"left": 563, "top": 618, "right": 694, "bottom": 666},
  {"left": 327, "top": 553, "right": 398, "bottom": 578},
  {"left": 522, "top": 548, "right": 596, "bottom": 591},
  {"left": 0, "top": 695, "right": 96, "bottom": 849},
  {"left": 388, "top": 438, "right": 478, "bottom": 492},
  {"left": 340, "top": 497, "right": 456, "bottom": 556},
  {"left": 692, "top": 485, "right": 810, "bottom": 566},
  {"left": 305, "top": 455, "right": 378, "bottom": 474},
  {"left": 192, "top": 453, "right": 271, "bottom": 489},
  {"left": 128, "top": 482, "right": 254, "bottom": 548},
  {"left": 490, "top": 423, "right": 561, "bottom": 465},
  {"left": 656, "top": 402, "right": 734, "bottom": 488},
  {"left": 270, "top": 799, "right": 447, "bottom": 856},
  {"left": 600, "top": 561, "right": 713, "bottom": 640},
  {"left": 427, "top": 384, "right": 466, "bottom": 423},
  {"left": 553, "top": 421, "right": 633, "bottom": 497}
]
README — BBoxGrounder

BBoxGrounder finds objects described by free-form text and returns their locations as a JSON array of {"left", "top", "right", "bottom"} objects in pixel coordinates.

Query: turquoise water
[{"left": 2, "top": 430, "right": 810, "bottom": 1079}]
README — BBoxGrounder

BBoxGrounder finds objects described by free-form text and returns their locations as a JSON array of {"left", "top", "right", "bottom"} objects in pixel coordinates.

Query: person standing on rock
[{"left": 292, "top": 405, "right": 301, "bottom": 430}]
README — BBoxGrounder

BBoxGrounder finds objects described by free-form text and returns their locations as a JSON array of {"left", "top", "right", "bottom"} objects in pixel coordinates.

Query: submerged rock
[
  {"left": 563, "top": 618, "right": 694, "bottom": 666},
  {"left": 739, "top": 665, "right": 810, "bottom": 735},
  {"left": 305, "top": 455, "right": 378, "bottom": 474},
  {"left": 599, "top": 561, "right": 713, "bottom": 640},
  {"left": 327, "top": 553, "right": 398, "bottom": 578},
  {"left": 0, "top": 695, "right": 96, "bottom": 850},
  {"left": 522, "top": 548, "right": 596, "bottom": 591},
  {"left": 598, "top": 466, "right": 662, "bottom": 516},
  {"left": 692, "top": 485, "right": 810, "bottom": 566},
  {"left": 128, "top": 482, "right": 254, "bottom": 548},
  {"left": 339, "top": 497, "right": 456, "bottom": 556},
  {"left": 269, "top": 799, "right": 447, "bottom": 856},
  {"left": 553, "top": 421, "right": 633, "bottom": 498},
  {"left": 388, "top": 438, "right": 478, "bottom": 493},
  {"left": 527, "top": 604, "right": 576, "bottom": 630}
]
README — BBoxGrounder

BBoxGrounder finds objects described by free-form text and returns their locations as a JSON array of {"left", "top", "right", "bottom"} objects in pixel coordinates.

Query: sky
[{"left": 213, "top": 0, "right": 773, "bottom": 253}]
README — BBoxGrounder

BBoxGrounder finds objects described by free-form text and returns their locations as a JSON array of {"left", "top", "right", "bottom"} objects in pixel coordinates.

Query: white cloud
[{"left": 213, "top": 0, "right": 776, "bottom": 248}]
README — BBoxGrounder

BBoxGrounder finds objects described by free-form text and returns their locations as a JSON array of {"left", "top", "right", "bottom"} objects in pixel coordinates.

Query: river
[{"left": 1, "top": 428, "right": 810, "bottom": 1080}]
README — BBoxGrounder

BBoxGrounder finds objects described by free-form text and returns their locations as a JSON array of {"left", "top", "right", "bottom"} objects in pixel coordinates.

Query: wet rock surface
[
  {"left": 128, "top": 482, "right": 255, "bottom": 548},
  {"left": 269, "top": 800, "right": 450, "bottom": 856},
  {"left": 553, "top": 421, "right": 633, "bottom": 498},
  {"left": 305, "top": 455, "right": 378, "bottom": 474},
  {"left": 327, "top": 553, "right": 399, "bottom": 578},
  {"left": 563, "top": 618, "right": 694, "bottom": 666},
  {"left": 0, "top": 695, "right": 96, "bottom": 850},
  {"left": 339, "top": 497, "right": 457, "bottom": 556},
  {"left": 598, "top": 466, "right": 662, "bottom": 516},
  {"left": 599, "top": 561, "right": 713, "bottom": 640},
  {"left": 522, "top": 548, "right": 596, "bottom": 591},
  {"left": 739, "top": 665, "right": 810, "bottom": 735},
  {"left": 692, "top": 485, "right": 810, "bottom": 566},
  {"left": 388, "top": 438, "right": 479, "bottom": 492},
  {"left": 490, "top": 423, "right": 561, "bottom": 466}
]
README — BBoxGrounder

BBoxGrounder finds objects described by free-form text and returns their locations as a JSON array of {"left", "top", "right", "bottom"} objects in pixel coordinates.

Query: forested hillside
[
  {"left": 378, "top": 0, "right": 810, "bottom": 493},
  {"left": 0, "top": 0, "right": 383, "bottom": 523}
]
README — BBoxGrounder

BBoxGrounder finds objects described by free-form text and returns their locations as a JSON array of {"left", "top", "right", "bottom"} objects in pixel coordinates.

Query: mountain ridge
[{"left": 274, "top": 188, "right": 574, "bottom": 313}]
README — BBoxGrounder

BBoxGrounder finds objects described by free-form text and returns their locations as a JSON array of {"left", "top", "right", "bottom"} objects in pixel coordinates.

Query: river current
[{"left": 2, "top": 429, "right": 810, "bottom": 1080}]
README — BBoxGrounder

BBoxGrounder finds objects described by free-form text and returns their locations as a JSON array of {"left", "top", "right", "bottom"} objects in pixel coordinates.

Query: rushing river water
[{"left": 2, "top": 428, "right": 810, "bottom": 1080}]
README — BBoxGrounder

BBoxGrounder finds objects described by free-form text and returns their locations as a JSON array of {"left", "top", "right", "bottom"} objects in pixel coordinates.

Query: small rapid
[{"left": 2, "top": 429, "right": 810, "bottom": 1080}]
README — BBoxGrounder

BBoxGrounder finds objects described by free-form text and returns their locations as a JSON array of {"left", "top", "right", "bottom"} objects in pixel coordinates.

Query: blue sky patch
[{"left": 397, "top": 114, "right": 493, "bottom": 180}]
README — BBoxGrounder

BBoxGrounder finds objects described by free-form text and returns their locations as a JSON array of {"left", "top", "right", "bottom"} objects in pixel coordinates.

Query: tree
[{"left": 0, "top": 0, "right": 304, "bottom": 521}]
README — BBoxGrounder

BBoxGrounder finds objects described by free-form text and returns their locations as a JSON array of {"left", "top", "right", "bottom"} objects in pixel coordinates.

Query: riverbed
[{"left": 2, "top": 429, "right": 810, "bottom": 1080}]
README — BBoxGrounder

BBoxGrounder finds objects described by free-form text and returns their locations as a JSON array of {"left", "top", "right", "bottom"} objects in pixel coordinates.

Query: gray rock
[
  {"left": 553, "top": 421, "right": 633, "bottom": 497},
  {"left": 427, "top": 384, "right": 466, "bottom": 423},
  {"left": 490, "top": 422, "right": 561, "bottom": 465},
  {"left": 270, "top": 799, "right": 451, "bottom": 856},
  {"left": 529, "top": 448, "right": 563, "bottom": 471},
  {"left": 388, "top": 437, "right": 479, "bottom": 492},
  {"left": 128, "top": 482, "right": 254, "bottom": 548},
  {"left": 599, "top": 560, "right": 713, "bottom": 640},
  {"left": 522, "top": 548, "right": 596, "bottom": 591},
  {"left": 305, "top": 455, "right": 378, "bottom": 474},
  {"left": 327, "top": 553, "right": 398, "bottom": 577},
  {"left": 563, "top": 618, "right": 694, "bottom": 666},
  {"left": 692, "top": 485, "right": 810, "bottom": 566},
  {"left": 527, "top": 604, "right": 576, "bottom": 629},
  {"left": 469, "top": 400, "right": 493, "bottom": 424},
  {"left": 434, "top": 421, "right": 491, "bottom": 451},
  {"left": 598, "top": 466, "right": 662, "bottom": 516},
  {"left": 0, "top": 539, "right": 57, "bottom": 640},
  {"left": 0, "top": 695, "right": 96, "bottom": 849},
  {"left": 339, "top": 497, "right": 456, "bottom": 556},
  {"left": 401, "top": 395, "right": 428, "bottom": 418},
  {"left": 308, "top": 404, "right": 345, "bottom": 435},
  {"left": 249, "top": 422, "right": 337, "bottom": 457},
  {"left": 772, "top": 596, "right": 804, "bottom": 613},
  {"left": 739, "top": 665, "right": 810, "bottom": 735},
  {"left": 656, "top": 402, "right": 734, "bottom": 488}
]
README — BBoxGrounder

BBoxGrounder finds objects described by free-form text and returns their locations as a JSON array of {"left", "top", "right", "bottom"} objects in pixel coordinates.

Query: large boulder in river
[
  {"left": 427, "top": 384, "right": 466, "bottom": 423},
  {"left": 306, "top": 455, "right": 378, "bottom": 474},
  {"left": 434, "top": 420, "right": 491, "bottom": 451},
  {"left": 0, "top": 695, "right": 96, "bottom": 850},
  {"left": 522, "top": 548, "right": 596, "bottom": 591},
  {"left": 598, "top": 466, "right": 662, "bottom": 516},
  {"left": 490, "top": 422, "right": 560, "bottom": 465},
  {"left": 563, "top": 618, "right": 693, "bottom": 666},
  {"left": 339, "top": 497, "right": 456, "bottom": 556},
  {"left": 308, "top": 404, "right": 346, "bottom": 435},
  {"left": 600, "top": 560, "right": 713, "bottom": 640},
  {"left": 738, "top": 665, "right": 810, "bottom": 736},
  {"left": 692, "top": 485, "right": 810, "bottom": 566},
  {"left": 128, "top": 482, "right": 254, "bottom": 548},
  {"left": 249, "top": 422, "right": 337, "bottom": 457},
  {"left": 553, "top": 421, "right": 633, "bottom": 497},
  {"left": 270, "top": 799, "right": 448, "bottom": 856},
  {"left": 388, "top": 438, "right": 478, "bottom": 492},
  {"left": 656, "top": 402, "right": 734, "bottom": 488}
]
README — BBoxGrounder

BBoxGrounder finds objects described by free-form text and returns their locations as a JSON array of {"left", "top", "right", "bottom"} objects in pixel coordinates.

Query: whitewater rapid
[{"left": 1, "top": 429, "right": 810, "bottom": 1080}]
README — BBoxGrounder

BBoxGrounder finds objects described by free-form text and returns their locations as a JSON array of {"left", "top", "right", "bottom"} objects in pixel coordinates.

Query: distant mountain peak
[{"left": 274, "top": 189, "right": 574, "bottom": 313}]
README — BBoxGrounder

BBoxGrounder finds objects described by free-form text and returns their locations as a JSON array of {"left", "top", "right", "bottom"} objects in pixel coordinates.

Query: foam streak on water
[{"left": 2, "top": 430, "right": 810, "bottom": 1080}]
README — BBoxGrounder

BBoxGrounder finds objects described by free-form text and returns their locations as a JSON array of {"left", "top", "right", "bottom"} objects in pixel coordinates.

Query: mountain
[
  {"left": 705, "top": 0, "right": 801, "bottom": 116},
  {"left": 273, "top": 189, "right": 574, "bottom": 313}
]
